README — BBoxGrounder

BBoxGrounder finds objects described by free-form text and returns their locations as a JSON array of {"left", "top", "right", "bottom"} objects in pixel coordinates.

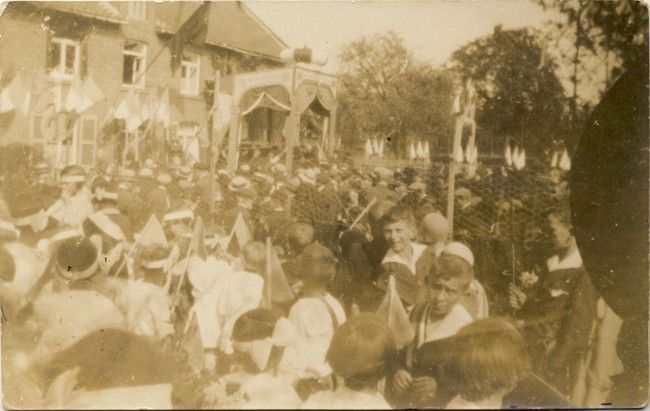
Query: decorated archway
[{"left": 226, "top": 65, "right": 337, "bottom": 172}]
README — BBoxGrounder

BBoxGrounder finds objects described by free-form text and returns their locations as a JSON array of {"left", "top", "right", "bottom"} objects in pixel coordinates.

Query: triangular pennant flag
[
  {"left": 0, "top": 71, "right": 27, "bottom": 113},
  {"left": 409, "top": 143, "right": 416, "bottom": 160},
  {"left": 372, "top": 137, "right": 379, "bottom": 155},
  {"left": 180, "top": 313, "right": 205, "bottom": 374},
  {"left": 364, "top": 138, "right": 373, "bottom": 157},
  {"left": 227, "top": 213, "right": 252, "bottom": 257},
  {"left": 505, "top": 144, "right": 512, "bottom": 166},
  {"left": 423, "top": 141, "right": 430, "bottom": 160},
  {"left": 454, "top": 143, "right": 464, "bottom": 163},
  {"left": 64, "top": 73, "right": 84, "bottom": 113},
  {"left": 512, "top": 146, "right": 520, "bottom": 168},
  {"left": 196, "top": 121, "right": 209, "bottom": 146},
  {"left": 376, "top": 276, "right": 415, "bottom": 350},
  {"left": 141, "top": 87, "right": 158, "bottom": 123},
  {"left": 155, "top": 88, "right": 170, "bottom": 127},
  {"left": 77, "top": 74, "right": 104, "bottom": 113},
  {"left": 137, "top": 215, "right": 168, "bottom": 248},
  {"left": 115, "top": 88, "right": 135, "bottom": 120},
  {"left": 189, "top": 216, "right": 207, "bottom": 261},
  {"left": 214, "top": 93, "right": 232, "bottom": 146},
  {"left": 263, "top": 239, "right": 294, "bottom": 306},
  {"left": 416, "top": 141, "right": 424, "bottom": 159},
  {"left": 0, "top": 79, "right": 15, "bottom": 113},
  {"left": 550, "top": 151, "right": 559, "bottom": 168},
  {"left": 559, "top": 149, "right": 570, "bottom": 171},
  {"left": 378, "top": 139, "right": 384, "bottom": 159},
  {"left": 452, "top": 94, "right": 461, "bottom": 114},
  {"left": 185, "top": 136, "right": 200, "bottom": 163},
  {"left": 516, "top": 149, "right": 526, "bottom": 170}
]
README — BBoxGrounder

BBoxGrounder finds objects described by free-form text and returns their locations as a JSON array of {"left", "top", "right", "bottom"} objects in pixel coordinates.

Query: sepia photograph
[{"left": 0, "top": 0, "right": 647, "bottom": 409}]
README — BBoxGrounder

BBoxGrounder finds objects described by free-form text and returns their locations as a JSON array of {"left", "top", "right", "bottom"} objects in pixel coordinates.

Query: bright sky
[{"left": 245, "top": 0, "right": 561, "bottom": 72}]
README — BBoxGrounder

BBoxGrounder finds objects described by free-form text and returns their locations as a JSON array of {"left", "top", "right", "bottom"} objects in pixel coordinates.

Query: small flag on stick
[
  {"left": 137, "top": 215, "right": 168, "bottom": 248},
  {"left": 261, "top": 237, "right": 294, "bottom": 308},
  {"left": 376, "top": 276, "right": 415, "bottom": 350},
  {"left": 227, "top": 213, "right": 252, "bottom": 257}
]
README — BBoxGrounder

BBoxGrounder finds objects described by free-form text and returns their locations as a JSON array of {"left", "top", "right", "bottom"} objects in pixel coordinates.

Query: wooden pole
[
  {"left": 265, "top": 236, "right": 273, "bottom": 308},
  {"left": 208, "top": 71, "right": 220, "bottom": 224},
  {"left": 286, "top": 64, "right": 298, "bottom": 174},
  {"left": 446, "top": 115, "right": 462, "bottom": 240}
]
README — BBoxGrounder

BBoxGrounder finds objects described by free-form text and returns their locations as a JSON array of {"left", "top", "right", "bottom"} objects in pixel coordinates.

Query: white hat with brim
[
  {"left": 298, "top": 170, "right": 316, "bottom": 186},
  {"left": 228, "top": 176, "right": 251, "bottom": 192},
  {"left": 163, "top": 210, "right": 194, "bottom": 223}
]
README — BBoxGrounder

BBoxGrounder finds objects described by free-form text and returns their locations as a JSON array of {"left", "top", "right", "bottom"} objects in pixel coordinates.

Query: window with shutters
[
  {"left": 48, "top": 37, "right": 80, "bottom": 81},
  {"left": 78, "top": 115, "right": 97, "bottom": 168}
]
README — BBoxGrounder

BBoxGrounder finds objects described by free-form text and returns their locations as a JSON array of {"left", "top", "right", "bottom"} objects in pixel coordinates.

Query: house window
[
  {"left": 128, "top": 1, "right": 146, "bottom": 19},
  {"left": 176, "top": 125, "right": 197, "bottom": 152},
  {"left": 122, "top": 41, "right": 146, "bottom": 88},
  {"left": 180, "top": 53, "right": 200, "bottom": 96},
  {"left": 48, "top": 37, "right": 80, "bottom": 80}
]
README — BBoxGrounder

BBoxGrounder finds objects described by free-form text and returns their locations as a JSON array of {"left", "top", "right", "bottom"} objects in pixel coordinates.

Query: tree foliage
[
  {"left": 451, "top": 26, "right": 569, "bottom": 159},
  {"left": 539, "top": 0, "right": 649, "bottom": 72},
  {"left": 337, "top": 32, "right": 455, "bottom": 158}
]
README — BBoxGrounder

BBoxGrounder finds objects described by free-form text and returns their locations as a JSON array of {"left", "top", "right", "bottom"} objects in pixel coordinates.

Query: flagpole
[
  {"left": 136, "top": 88, "right": 167, "bottom": 152},
  {"left": 349, "top": 197, "right": 376, "bottom": 231},
  {"left": 208, "top": 71, "right": 221, "bottom": 224},
  {"left": 265, "top": 236, "right": 273, "bottom": 309}
]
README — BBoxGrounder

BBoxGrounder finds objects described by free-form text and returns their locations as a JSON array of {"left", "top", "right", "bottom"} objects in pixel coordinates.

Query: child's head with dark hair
[
  {"left": 300, "top": 243, "right": 337, "bottom": 288},
  {"left": 231, "top": 308, "right": 291, "bottom": 373},
  {"left": 241, "top": 241, "right": 266, "bottom": 274},
  {"left": 326, "top": 313, "right": 397, "bottom": 391},
  {"left": 382, "top": 206, "right": 416, "bottom": 254},
  {"left": 425, "top": 254, "right": 474, "bottom": 319},
  {"left": 368, "top": 200, "right": 396, "bottom": 240},
  {"left": 453, "top": 317, "right": 529, "bottom": 402},
  {"left": 542, "top": 206, "right": 574, "bottom": 253},
  {"left": 285, "top": 223, "right": 314, "bottom": 255}
]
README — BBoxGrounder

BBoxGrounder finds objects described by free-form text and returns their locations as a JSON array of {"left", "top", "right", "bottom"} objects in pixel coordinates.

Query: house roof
[
  {"left": 154, "top": 1, "right": 287, "bottom": 61},
  {"left": 35, "top": 1, "right": 127, "bottom": 24}
]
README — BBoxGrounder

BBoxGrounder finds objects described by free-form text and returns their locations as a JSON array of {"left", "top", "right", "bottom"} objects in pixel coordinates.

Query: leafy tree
[
  {"left": 451, "top": 26, "right": 569, "bottom": 159},
  {"left": 539, "top": 0, "right": 648, "bottom": 73},
  {"left": 337, "top": 32, "right": 455, "bottom": 158}
]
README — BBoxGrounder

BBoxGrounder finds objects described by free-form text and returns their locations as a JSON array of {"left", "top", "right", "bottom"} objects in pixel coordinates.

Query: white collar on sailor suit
[
  {"left": 382, "top": 242, "right": 428, "bottom": 275},
  {"left": 546, "top": 249, "right": 583, "bottom": 272}
]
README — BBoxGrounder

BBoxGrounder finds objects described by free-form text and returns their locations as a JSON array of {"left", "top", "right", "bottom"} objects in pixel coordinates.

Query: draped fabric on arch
[
  {"left": 240, "top": 86, "right": 291, "bottom": 115},
  {"left": 294, "top": 81, "right": 335, "bottom": 116},
  {"left": 240, "top": 86, "right": 290, "bottom": 146}
]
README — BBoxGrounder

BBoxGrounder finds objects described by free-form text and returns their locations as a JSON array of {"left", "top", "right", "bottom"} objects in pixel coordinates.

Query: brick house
[{"left": 0, "top": 1, "right": 287, "bottom": 169}]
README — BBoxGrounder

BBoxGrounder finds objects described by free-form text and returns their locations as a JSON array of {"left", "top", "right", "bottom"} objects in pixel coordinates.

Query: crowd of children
[{"left": 0, "top": 149, "right": 625, "bottom": 409}]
